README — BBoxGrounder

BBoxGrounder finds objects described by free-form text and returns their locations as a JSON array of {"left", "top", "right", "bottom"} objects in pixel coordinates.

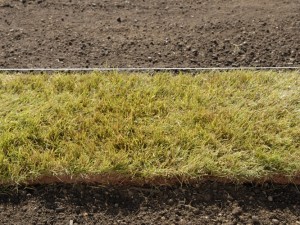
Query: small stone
[
  {"left": 140, "top": 206, "right": 147, "bottom": 211},
  {"left": 252, "top": 215, "right": 260, "bottom": 223},
  {"left": 268, "top": 196, "right": 273, "bottom": 202},
  {"left": 212, "top": 54, "right": 219, "bottom": 60},
  {"left": 271, "top": 219, "right": 279, "bottom": 224},
  {"left": 177, "top": 42, "right": 183, "bottom": 47},
  {"left": 70, "top": 220, "right": 74, "bottom": 225},
  {"left": 193, "top": 208, "right": 200, "bottom": 215},
  {"left": 179, "top": 219, "right": 185, "bottom": 224},
  {"left": 192, "top": 49, "right": 198, "bottom": 56},
  {"left": 168, "top": 198, "right": 174, "bottom": 204},
  {"left": 178, "top": 200, "right": 185, "bottom": 205},
  {"left": 55, "top": 207, "right": 65, "bottom": 213},
  {"left": 232, "top": 206, "right": 242, "bottom": 216}
]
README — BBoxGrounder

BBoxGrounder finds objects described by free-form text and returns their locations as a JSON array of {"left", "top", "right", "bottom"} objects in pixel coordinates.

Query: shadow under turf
[{"left": 0, "top": 182, "right": 299, "bottom": 224}]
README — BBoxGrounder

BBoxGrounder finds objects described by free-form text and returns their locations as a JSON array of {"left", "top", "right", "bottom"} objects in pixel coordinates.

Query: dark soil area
[
  {"left": 1, "top": 1, "right": 300, "bottom": 223},
  {"left": 0, "top": 0, "right": 299, "bottom": 68},
  {"left": 0, "top": 182, "right": 299, "bottom": 225}
]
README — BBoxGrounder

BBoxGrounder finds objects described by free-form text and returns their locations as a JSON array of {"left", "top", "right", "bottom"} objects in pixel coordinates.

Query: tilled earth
[
  {"left": 0, "top": 182, "right": 299, "bottom": 225},
  {"left": 1, "top": 1, "right": 300, "bottom": 224},
  {"left": 0, "top": 0, "right": 299, "bottom": 68}
]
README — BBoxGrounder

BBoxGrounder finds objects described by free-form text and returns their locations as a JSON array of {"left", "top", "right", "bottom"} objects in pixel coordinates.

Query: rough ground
[
  {"left": 0, "top": 0, "right": 299, "bottom": 68},
  {"left": 0, "top": 182, "right": 299, "bottom": 225},
  {"left": 0, "top": 0, "right": 300, "bottom": 224}
]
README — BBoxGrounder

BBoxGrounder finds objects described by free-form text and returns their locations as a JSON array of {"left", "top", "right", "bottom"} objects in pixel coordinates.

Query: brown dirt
[
  {"left": 0, "top": 182, "right": 299, "bottom": 225},
  {"left": 1, "top": 1, "right": 300, "bottom": 223},
  {"left": 0, "top": 0, "right": 299, "bottom": 68}
]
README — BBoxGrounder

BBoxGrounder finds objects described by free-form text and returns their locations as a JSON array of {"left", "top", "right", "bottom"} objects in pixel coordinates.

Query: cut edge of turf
[{"left": 1, "top": 173, "right": 300, "bottom": 186}]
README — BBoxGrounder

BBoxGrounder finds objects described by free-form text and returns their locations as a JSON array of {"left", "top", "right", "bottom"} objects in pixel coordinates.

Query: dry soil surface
[
  {"left": 0, "top": 0, "right": 299, "bottom": 68},
  {"left": 0, "top": 182, "right": 300, "bottom": 225},
  {"left": 1, "top": 1, "right": 300, "bottom": 224}
]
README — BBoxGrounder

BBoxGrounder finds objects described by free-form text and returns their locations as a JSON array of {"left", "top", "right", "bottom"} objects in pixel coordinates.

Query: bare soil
[
  {"left": 1, "top": 1, "right": 300, "bottom": 224},
  {"left": 0, "top": 182, "right": 299, "bottom": 225},
  {"left": 0, "top": 0, "right": 299, "bottom": 68}
]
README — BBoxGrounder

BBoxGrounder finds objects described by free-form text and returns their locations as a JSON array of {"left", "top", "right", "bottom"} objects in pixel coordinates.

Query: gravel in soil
[
  {"left": 0, "top": 0, "right": 299, "bottom": 68},
  {"left": 0, "top": 182, "right": 299, "bottom": 224}
]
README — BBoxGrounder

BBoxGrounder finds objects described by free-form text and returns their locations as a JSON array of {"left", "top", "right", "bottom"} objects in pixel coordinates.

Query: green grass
[{"left": 0, "top": 71, "right": 299, "bottom": 184}]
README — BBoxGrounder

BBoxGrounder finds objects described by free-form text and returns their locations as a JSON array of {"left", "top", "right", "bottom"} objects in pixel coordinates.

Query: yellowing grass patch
[{"left": 0, "top": 71, "right": 299, "bottom": 184}]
